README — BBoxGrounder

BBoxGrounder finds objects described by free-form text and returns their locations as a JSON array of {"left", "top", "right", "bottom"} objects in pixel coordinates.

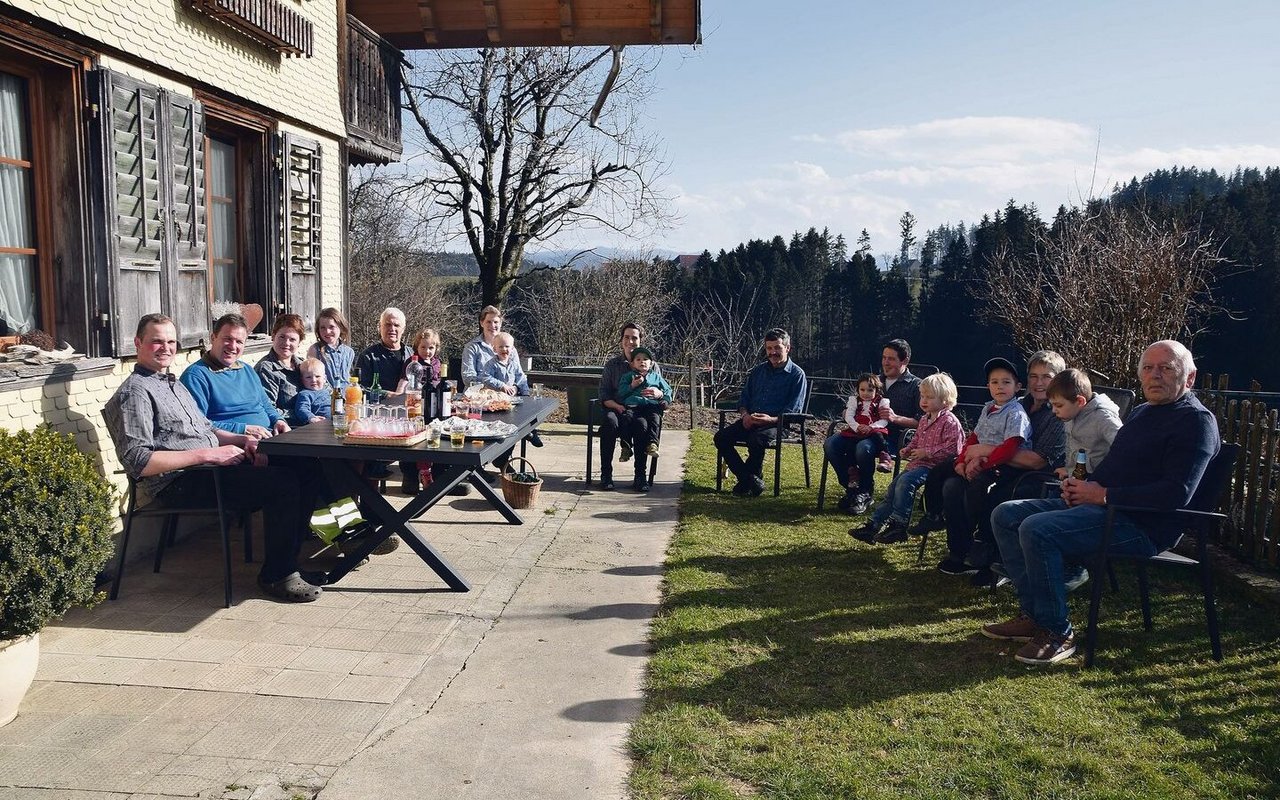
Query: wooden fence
[{"left": 1201, "top": 375, "right": 1280, "bottom": 568}]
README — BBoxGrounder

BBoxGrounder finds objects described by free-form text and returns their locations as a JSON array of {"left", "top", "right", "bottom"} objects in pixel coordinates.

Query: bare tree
[
  {"left": 978, "top": 204, "right": 1230, "bottom": 388},
  {"left": 346, "top": 169, "right": 465, "bottom": 351},
  {"left": 672, "top": 288, "right": 773, "bottom": 404},
  {"left": 401, "top": 47, "right": 673, "bottom": 307},
  {"left": 521, "top": 258, "right": 675, "bottom": 369}
]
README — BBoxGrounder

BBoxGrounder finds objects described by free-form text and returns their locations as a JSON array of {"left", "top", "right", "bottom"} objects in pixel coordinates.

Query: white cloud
[
  {"left": 553, "top": 117, "right": 1280, "bottom": 254},
  {"left": 809, "top": 116, "right": 1095, "bottom": 164}
]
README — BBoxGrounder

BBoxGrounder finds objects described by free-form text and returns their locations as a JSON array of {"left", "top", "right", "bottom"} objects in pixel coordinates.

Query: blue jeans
[
  {"left": 824, "top": 433, "right": 894, "bottom": 496},
  {"left": 870, "top": 466, "right": 930, "bottom": 527},
  {"left": 991, "top": 499, "right": 1157, "bottom": 636}
]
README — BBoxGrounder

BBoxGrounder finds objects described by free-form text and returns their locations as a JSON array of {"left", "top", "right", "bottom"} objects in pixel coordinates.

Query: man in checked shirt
[{"left": 104, "top": 314, "right": 324, "bottom": 603}]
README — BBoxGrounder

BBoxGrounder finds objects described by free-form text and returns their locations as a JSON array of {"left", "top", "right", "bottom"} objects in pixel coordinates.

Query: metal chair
[
  {"left": 1082, "top": 442, "right": 1238, "bottom": 667},
  {"left": 110, "top": 467, "right": 251, "bottom": 608},
  {"left": 1094, "top": 385, "right": 1137, "bottom": 421},
  {"left": 584, "top": 397, "right": 660, "bottom": 486},
  {"left": 715, "top": 381, "right": 814, "bottom": 497}
]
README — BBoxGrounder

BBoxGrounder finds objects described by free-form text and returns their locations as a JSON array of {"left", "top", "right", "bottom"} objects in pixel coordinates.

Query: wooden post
[{"left": 687, "top": 354, "right": 697, "bottom": 431}]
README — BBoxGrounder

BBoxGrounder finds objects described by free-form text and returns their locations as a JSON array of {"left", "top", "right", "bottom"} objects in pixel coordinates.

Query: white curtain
[
  {"left": 209, "top": 138, "right": 237, "bottom": 302},
  {"left": 0, "top": 72, "right": 36, "bottom": 334}
]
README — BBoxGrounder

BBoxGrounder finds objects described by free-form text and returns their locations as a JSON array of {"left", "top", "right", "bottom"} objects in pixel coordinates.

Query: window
[
  {"left": 0, "top": 70, "right": 38, "bottom": 336},
  {"left": 207, "top": 136, "right": 240, "bottom": 304}
]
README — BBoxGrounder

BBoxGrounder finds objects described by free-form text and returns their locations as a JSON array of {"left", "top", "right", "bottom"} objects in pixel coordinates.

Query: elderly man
[
  {"left": 714, "top": 328, "right": 808, "bottom": 497},
  {"left": 826, "top": 338, "right": 922, "bottom": 514},
  {"left": 356, "top": 307, "right": 413, "bottom": 393},
  {"left": 982, "top": 340, "right": 1219, "bottom": 665},
  {"left": 180, "top": 313, "right": 289, "bottom": 437},
  {"left": 596, "top": 322, "right": 660, "bottom": 490},
  {"left": 105, "top": 314, "right": 323, "bottom": 602}
]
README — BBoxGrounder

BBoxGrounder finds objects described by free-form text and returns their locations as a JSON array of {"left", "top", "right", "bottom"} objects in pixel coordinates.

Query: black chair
[
  {"left": 1082, "top": 442, "right": 1238, "bottom": 667},
  {"left": 1094, "top": 385, "right": 1137, "bottom": 421},
  {"left": 584, "top": 397, "right": 660, "bottom": 486},
  {"left": 715, "top": 382, "right": 814, "bottom": 497},
  {"left": 110, "top": 468, "right": 250, "bottom": 608}
]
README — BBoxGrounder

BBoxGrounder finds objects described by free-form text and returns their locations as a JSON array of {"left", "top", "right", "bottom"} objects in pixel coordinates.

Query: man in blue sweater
[
  {"left": 982, "top": 340, "right": 1219, "bottom": 665},
  {"left": 714, "top": 328, "right": 808, "bottom": 497},
  {"left": 180, "top": 313, "right": 288, "bottom": 437}
]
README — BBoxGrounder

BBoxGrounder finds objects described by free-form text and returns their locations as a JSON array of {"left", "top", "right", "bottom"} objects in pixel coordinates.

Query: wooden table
[{"left": 258, "top": 397, "right": 557, "bottom": 592}]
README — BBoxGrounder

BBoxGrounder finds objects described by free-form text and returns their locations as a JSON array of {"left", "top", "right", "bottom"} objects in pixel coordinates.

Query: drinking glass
[{"left": 449, "top": 429, "right": 466, "bottom": 447}]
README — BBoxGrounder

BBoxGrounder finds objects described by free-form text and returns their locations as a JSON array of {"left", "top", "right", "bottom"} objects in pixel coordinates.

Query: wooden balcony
[
  {"left": 347, "top": 0, "right": 701, "bottom": 50},
  {"left": 345, "top": 15, "right": 404, "bottom": 165}
]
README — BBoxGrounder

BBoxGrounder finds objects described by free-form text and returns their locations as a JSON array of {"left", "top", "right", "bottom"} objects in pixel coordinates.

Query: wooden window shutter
[
  {"left": 94, "top": 69, "right": 210, "bottom": 355},
  {"left": 279, "top": 133, "right": 322, "bottom": 330},
  {"left": 97, "top": 71, "right": 165, "bottom": 357},
  {"left": 166, "top": 94, "right": 211, "bottom": 349}
]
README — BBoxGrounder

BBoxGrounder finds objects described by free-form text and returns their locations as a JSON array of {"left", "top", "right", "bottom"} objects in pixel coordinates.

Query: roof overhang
[{"left": 347, "top": 0, "right": 701, "bottom": 49}]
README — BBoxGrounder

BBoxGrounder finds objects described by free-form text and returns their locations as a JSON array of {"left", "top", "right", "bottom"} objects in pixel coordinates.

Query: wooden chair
[
  {"left": 110, "top": 468, "right": 251, "bottom": 608},
  {"left": 715, "top": 381, "right": 814, "bottom": 497},
  {"left": 584, "top": 397, "right": 660, "bottom": 486},
  {"left": 1082, "top": 442, "right": 1238, "bottom": 667}
]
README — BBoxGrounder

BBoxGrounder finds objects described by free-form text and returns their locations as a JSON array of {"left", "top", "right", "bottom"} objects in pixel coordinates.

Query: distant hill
[
  {"left": 413, "top": 247, "right": 679, "bottom": 276},
  {"left": 524, "top": 247, "right": 680, "bottom": 269}
]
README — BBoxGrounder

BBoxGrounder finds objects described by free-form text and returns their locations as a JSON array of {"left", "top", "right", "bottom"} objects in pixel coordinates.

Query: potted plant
[{"left": 0, "top": 426, "right": 116, "bottom": 726}]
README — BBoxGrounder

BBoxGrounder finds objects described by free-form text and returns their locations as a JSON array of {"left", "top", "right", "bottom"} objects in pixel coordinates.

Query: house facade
[
  {"left": 0, "top": 0, "right": 402, "bottom": 484},
  {"left": 0, "top": 0, "right": 698, "bottom": 493}
]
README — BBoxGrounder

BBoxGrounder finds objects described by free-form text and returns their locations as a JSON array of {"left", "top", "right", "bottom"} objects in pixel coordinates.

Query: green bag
[{"left": 309, "top": 497, "right": 364, "bottom": 545}]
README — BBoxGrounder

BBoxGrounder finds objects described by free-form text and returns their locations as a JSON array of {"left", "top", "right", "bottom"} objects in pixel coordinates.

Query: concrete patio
[{"left": 0, "top": 429, "right": 688, "bottom": 800}]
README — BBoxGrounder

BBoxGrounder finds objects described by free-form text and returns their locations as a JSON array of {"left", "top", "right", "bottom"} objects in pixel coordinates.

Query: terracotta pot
[{"left": 0, "top": 633, "right": 39, "bottom": 727}]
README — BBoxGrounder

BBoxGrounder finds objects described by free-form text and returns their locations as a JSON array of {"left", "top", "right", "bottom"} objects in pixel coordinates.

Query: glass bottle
[{"left": 1071, "top": 448, "right": 1089, "bottom": 481}]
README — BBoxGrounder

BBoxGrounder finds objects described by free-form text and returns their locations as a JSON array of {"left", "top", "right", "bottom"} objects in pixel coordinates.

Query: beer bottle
[{"left": 1071, "top": 449, "right": 1088, "bottom": 481}]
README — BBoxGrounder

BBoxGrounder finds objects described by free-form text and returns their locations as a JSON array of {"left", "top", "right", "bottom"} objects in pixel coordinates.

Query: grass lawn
[{"left": 630, "top": 432, "right": 1280, "bottom": 800}]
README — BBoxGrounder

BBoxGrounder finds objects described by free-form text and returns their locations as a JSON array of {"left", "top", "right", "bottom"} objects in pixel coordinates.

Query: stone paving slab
[{"left": 4, "top": 429, "right": 686, "bottom": 799}]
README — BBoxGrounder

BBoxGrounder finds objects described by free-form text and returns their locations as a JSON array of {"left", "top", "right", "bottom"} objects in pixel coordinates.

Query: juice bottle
[{"left": 344, "top": 372, "right": 362, "bottom": 424}]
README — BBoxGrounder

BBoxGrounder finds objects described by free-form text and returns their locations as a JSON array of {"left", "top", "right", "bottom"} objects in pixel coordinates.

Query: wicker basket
[{"left": 500, "top": 457, "right": 542, "bottom": 509}]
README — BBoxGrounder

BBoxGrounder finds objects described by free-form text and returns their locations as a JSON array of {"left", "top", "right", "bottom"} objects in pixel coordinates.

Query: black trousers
[
  {"left": 714, "top": 418, "right": 779, "bottom": 482},
  {"left": 157, "top": 459, "right": 320, "bottom": 584},
  {"left": 629, "top": 405, "right": 663, "bottom": 478},
  {"left": 599, "top": 408, "right": 636, "bottom": 480}
]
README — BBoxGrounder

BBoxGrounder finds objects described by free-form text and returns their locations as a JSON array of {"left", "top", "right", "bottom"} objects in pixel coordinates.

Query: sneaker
[
  {"left": 646, "top": 442, "right": 659, "bottom": 456},
  {"left": 874, "top": 522, "right": 909, "bottom": 544},
  {"left": 731, "top": 480, "right": 752, "bottom": 496},
  {"left": 620, "top": 441, "right": 633, "bottom": 462},
  {"left": 633, "top": 478, "right": 652, "bottom": 493},
  {"left": 1015, "top": 629, "right": 1077, "bottom": 665},
  {"left": 836, "top": 490, "right": 856, "bottom": 511},
  {"left": 969, "top": 566, "right": 996, "bottom": 588},
  {"left": 981, "top": 612, "right": 1038, "bottom": 642},
  {"left": 849, "top": 493, "right": 871, "bottom": 515},
  {"left": 937, "top": 557, "right": 978, "bottom": 576},
  {"left": 907, "top": 513, "right": 945, "bottom": 537},
  {"left": 848, "top": 522, "right": 881, "bottom": 543},
  {"left": 1064, "top": 567, "right": 1090, "bottom": 593},
  {"left": 599, "top": 475, "right": 615, "bottom": 491}
]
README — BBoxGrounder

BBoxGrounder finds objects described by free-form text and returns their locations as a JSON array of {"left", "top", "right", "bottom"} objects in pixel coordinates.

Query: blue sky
[{"left": 553, "top": 0, "right": 1280, "bottom": 258}]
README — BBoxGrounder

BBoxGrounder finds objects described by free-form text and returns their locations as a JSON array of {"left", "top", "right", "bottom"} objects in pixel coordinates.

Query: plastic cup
[
  {"left": 427, "top": 427, "right": 442, "bottom": 447},
  {"left": 332, "top": 417, "right": 348, "bottom": 438},
  {"left": 532, "top": 383, "right": 543, "bottom": 398},
  {"left": 450, "top": 430, "right": 466, "bottom": 447}
]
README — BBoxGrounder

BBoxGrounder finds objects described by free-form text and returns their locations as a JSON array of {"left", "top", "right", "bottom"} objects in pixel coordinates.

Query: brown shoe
[
  {"left": 981, "top": 612, "right": 1038, "bottom": 642},
  {"left": 1015, "top": 629, "right": 1077, "bottom": 665}
]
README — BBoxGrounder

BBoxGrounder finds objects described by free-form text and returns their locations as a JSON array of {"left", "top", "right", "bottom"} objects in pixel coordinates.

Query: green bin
[{"left": 565, "top": 365, "right": 604, "bottom": 424}]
